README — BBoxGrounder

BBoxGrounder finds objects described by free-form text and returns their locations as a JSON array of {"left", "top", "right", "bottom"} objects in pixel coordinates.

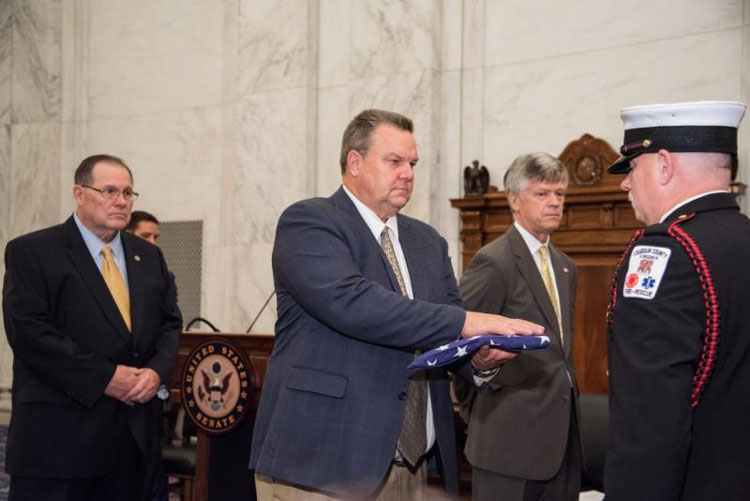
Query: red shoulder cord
[
  {"left": 607, "top": 216, "right": 718, "bottom": 408},
  {"left": 667, "top": 215, "right": 720, "bottom": 408},
  {"left": 606, "top": 228, "right": 644, "bottom": 325}
]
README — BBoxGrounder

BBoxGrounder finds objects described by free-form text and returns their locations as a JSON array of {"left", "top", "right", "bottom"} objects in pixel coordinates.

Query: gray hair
[
  {"left": 339, "top": 109, "right": 414, "bottom": 174},
  {"left": 503, "top": 152, "right": 568, "bottom": 196}
]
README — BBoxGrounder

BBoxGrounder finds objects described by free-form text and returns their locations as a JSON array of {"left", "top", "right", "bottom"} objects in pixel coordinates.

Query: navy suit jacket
[
  {"left": 249, "top": 187, "right": 467, "bottom": 497},
  {"left": 2, "top": 216, "right": 182, "bottom": 478}
]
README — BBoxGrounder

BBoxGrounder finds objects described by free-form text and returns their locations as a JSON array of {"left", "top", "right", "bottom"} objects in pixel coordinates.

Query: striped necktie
[{"left": 380, "top": 226, "right": 427, "bottom": 466}]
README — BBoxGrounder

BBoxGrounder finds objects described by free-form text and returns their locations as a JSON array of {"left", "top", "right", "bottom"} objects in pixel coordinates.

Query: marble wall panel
[
  {"left": 439, "top": 69, "right": 462, "bottom": 274},
  {"left": 87, "top": 0, "right": 223, "bottom": 119},
  {"left": 348, "top": 69, "right": 440, "bottom": 226},
  {"left": 460, "top": 65, "right": 485, "bottom": 168},
  {"left": 0, "top": 0, "right": 11, "bottom": 125},
  {"left": 12, "top": 0, "right": 61, "bottom": 123},
  {"left": 0, "top": 123, "right": 9, "bottom": 241},
  {"left": 462, "top": 0, "right": 485, "bottom": 69},
  {"left": 0, "top": 123, "right": 8, "bottom": 404},
  {"left": 483, "top": 30, "right": 742, "bottom": 183},
  {"left": 200, "top": 242, "right": 277, "bottom": 334},
  {"left": 232, "top": 87, "right": 311, "bottom": 245},
  {"left": 318, "top": 0, "right": 350, "bottom": 88},
  {"left": 237, "top": 0, "right": 311, "bottom": 95},
  {"left": 85, "top": 105, "right": 223, "bottom": 223},
  {"left": 485, "top": 0, "right": 742, "bottom": 66},
  {"left": 201, "top": 244, "right": 231, "bottom": 331},
  {"left": 349, "top": 0, "right": 439, "bottom": 80},
  {"left": 441, "top": 0, "right": 462, "bottom": 72},
  {"left": 226, "top": 242, "right": 276, "bottom": 334},
  {"left": 9, "top": 121, "right": 61, "bottom": 238},
  {"left": 316, "top": 85, "right": 349, "bottom": 196},
  {"left": 741, "top": 23, "right": 750, "bottom": 212}
]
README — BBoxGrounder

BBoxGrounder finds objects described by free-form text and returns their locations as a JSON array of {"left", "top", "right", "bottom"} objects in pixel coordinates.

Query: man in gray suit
[
  {"left": 455, "top": 153, "right": 581, "bottom": 501},
  {"left": 250, "top": 109, "right": 544, "bottom": 500}
]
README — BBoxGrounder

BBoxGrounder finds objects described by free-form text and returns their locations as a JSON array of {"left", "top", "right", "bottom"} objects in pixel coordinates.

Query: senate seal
[{"left": 181, "top": 339, "right": 252, "bottom": 434}]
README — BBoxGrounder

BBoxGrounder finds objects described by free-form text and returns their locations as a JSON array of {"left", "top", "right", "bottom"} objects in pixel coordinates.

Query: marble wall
[
  {"left": 1, "top": 0, "right": 749, "bottom": 411},
  {"left": 0, "top": 0, "right": 64, "bottom": 412}
]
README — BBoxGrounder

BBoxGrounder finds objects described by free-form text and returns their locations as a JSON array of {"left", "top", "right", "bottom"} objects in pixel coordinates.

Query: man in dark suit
[
  {"left": 250, "top": 109, "right": 544, "bottom": 500},
  {"left": 455, "top": 152, "right": 581, "bottom": 501},
  {"left": 127, "top": 210, "right": 162, "bottom": 245},
  {"left": 126, "top": 209, "right": 173, "bottom": 501},
  {"left": 2, "top": 154, "right": 183, "bottom": 501},
  {"left": 605, "top": 100, "right": 750, "bottom": 500}
]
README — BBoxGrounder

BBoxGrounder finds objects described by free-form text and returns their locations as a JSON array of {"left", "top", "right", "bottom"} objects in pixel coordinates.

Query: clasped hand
[{"left": 104, "top": 365, "right": 161, "bottom": 406}]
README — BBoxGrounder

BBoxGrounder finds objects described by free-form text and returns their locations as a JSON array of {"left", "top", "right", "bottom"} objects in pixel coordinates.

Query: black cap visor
[{"left": 607, "top": 125, "right": 738, "bottom": 175}]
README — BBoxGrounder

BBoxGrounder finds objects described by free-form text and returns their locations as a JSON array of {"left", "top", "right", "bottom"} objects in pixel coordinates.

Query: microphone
[
  {"left": 246, "top": 290, "right": 276, "bottom": 333},
  {"left": 185, "top": 317, "right": 220, "bottom": 332}
]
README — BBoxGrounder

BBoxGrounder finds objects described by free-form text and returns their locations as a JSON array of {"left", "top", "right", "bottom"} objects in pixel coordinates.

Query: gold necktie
[
  {"left": 380, "top": 226, "right": 426, "bottom": 467},
  {"left": 101, "top": 245, "right": 131, "bottom": 331},
  {"left": 539, "top": 245, "right": 563, "bottom": 345}
]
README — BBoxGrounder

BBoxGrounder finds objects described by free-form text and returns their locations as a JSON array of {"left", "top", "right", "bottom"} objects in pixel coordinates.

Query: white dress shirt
[{"left": 342, "top": 185, "right": 435, "bottom": 456}]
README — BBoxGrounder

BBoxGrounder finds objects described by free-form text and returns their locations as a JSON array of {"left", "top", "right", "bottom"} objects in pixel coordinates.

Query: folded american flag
[{"left": 408, "top": 334, "right": 550, "bottom": 370}]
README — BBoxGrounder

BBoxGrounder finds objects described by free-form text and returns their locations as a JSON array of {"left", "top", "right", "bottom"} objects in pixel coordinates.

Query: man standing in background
[
  {"left": 605, "top": 101, "right": 750, "bottom": 500},
  {"left": 3, "top": 154, "right": 182, "bottom": 501},
  {"left": 127, "top": 210, "right": 162, "bottom": 245},
  {"left": 126, "top": 209, "right": 174, "bottom": 501},
  {"left": 456, "top": 152, "right": 581, "bottom": 501}
]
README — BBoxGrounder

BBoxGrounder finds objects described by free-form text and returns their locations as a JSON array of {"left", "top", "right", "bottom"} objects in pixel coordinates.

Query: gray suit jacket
[{"left": 454, "top": 224, "right": 579, "bottom": 480}]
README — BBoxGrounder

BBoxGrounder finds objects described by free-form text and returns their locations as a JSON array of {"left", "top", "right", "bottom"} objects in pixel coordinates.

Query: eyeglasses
[{"left": 80, "top": 184, "right": 139, "bottom": 201}]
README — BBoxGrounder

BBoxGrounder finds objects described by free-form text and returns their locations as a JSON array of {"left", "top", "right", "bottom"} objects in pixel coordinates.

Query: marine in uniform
[{"left": 604, "top": 101, "right": 750, "bottom": 500}]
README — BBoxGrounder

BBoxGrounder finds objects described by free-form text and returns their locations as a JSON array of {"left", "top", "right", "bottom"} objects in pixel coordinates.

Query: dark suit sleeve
[
  {"left": 273, "top": 202, "right": 466, "bottom": 350},
  {"left": 568, "top": 256, "right": 577, "bottom": 334},
  {"left": 3, "top": 238, "right": 114, "bottom": 407},
  {"left": 605, "top": 235, "right": 701, "bottom": 500},
  {"left": 453, "top": 249, "right": 509, "bottom": 417},
  {"left": 143, "top": 260, "right": 182, "bottom": 384}
]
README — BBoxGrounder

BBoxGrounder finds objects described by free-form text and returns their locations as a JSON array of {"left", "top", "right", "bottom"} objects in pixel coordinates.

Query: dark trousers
[
  {"left": 9, "top": 430, "right": 145, "bottom": 501},
  {"left": 472, "top": 400, "right": 582, "bottom": 501}
]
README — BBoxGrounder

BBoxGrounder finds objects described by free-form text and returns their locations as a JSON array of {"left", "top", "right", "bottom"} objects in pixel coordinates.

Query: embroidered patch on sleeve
[{"left": 622, "top": 245, "right": 672, "bottom": 300}]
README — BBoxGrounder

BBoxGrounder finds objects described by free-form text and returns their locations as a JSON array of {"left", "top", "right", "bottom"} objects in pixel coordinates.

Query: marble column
[
  {"left": 741, "top": 0, "right": 750, "bottom": 212},
  {"left": 0, "top": 0, "right": 11, "bottom": 414},
  {"left": 0, "top": 0, "right": 64, "bottom": 413}
]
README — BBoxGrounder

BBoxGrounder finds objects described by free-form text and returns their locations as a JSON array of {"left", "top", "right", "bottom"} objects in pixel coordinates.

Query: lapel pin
[
  {"left": 134, "top": 255, "right": 141, "bottom": 262},
  {"left": 563, "top": 267, "right": 569, "bottom": 273}
]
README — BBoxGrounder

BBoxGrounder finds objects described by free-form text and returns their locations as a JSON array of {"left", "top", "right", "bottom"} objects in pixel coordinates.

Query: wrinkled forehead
[{"left": 91, "top": 161, "right": 133, "bottom": 184}]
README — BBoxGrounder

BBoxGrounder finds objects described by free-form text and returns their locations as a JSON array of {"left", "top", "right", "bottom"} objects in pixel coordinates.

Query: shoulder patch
[{"left": 622, "top": 245, "right": 672, "bottom": 300}]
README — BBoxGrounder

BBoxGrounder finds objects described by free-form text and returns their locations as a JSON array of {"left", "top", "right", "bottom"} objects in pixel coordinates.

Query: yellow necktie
[
  {"left": 101, "top": 245, "right": 131, "bottom": 331},
  {"left": 539, "top": 245, "right": 563, "bottom": 345}
]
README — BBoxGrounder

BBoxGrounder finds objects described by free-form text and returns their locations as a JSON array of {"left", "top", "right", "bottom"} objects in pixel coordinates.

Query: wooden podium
[{"left": 169, "top": 331, "right": 275, "bottom": 501}]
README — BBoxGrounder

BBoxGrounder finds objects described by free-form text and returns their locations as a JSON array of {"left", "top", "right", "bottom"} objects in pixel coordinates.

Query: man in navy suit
[
  {"left": 250, "top": 109, "right": 544, "bottom": 500},
  {"left": 3, "top": 154, "right": 182, "bottom": 501}
]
